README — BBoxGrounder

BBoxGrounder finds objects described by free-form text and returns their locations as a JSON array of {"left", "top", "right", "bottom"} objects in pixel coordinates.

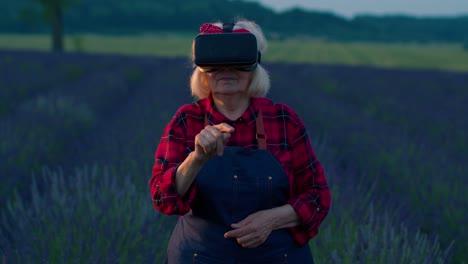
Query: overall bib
[{"left": 167, "top": 112, "right": 314, "bottom": 264}]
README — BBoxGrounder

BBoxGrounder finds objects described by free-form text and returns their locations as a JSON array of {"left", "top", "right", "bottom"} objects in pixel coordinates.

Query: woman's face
[{"left": 204, "top": 67, "right": 254, "bottom": 96}]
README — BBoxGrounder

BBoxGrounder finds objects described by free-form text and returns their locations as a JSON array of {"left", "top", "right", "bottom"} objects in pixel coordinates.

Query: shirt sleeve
[
  {"left": 149, "top": 109, "right": 197, "bottom": 215},
  {"left": 285, "top": 107, "right": 332, "bottom": 246}
]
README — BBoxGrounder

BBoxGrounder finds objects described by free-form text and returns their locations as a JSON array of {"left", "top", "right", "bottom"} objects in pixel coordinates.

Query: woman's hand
[
  {"left": 193, "top": 123, "right": 234, "bottom": 162},
  {"left": 223, "top": 205, "right": 300, "bottom": 248},
  {"left": 174, "top": 123, "right": 234, "bottom": 197},
  {"left": 223, "top": 210, "right": 275, "bottom": 248}
]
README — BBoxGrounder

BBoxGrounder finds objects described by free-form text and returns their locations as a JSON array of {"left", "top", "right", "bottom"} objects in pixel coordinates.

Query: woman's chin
[{"left": 213, "top": 86, "right": 243, "bottom": 94}]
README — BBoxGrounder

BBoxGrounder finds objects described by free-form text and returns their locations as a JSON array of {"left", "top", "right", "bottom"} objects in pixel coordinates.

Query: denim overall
[{"left": 166, "top": 112, "right": 314, "bottom": 264}]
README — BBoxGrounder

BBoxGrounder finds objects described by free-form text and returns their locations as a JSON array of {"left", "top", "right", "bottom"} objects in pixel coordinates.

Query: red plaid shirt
[{"left": 149, "top": 96, "right": 331, "bottom": 246}]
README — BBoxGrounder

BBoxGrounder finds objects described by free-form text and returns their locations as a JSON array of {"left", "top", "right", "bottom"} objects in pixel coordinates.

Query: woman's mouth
[{"left": 218, "top": 77, "right": 236, "bottom": 81}]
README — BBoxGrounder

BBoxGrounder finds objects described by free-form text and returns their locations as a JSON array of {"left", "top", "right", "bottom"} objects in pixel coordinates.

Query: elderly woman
[{"left": 149, "top": 19, "right": 331, "bottom": 264}]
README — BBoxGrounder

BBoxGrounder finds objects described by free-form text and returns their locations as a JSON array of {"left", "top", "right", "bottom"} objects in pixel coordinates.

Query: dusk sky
[{"left": 252, "top": 0, "right": 468, "bottom": 17}]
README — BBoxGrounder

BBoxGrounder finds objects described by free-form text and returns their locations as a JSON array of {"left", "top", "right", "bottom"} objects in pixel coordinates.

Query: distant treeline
[{"left": 1, "top": 0, "right": 468, "bottom": 43}]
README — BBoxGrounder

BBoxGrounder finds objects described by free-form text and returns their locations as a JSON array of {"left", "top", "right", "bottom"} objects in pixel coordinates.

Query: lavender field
[{"left": 0, "top": 49, "right": 466, "bottom": 263}]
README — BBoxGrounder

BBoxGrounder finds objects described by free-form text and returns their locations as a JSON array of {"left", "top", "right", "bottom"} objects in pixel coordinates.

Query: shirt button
[{"left": 317, "top": 207, "right": 321, "bottom": 212}]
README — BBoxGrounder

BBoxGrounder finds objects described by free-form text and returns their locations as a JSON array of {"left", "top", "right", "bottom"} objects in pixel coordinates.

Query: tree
[{"left": 34, "top": 0, "right": 77, "bottom": 52}]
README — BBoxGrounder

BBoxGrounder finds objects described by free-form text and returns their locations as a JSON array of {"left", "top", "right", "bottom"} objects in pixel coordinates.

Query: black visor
[{"left": 192, "top": 33, "right": 261, "bottom": 68}]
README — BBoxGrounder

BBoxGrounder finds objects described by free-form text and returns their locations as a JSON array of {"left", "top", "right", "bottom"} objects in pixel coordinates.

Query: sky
[{"left": 253, "top": 0, "right": 468, "bottom": 18}]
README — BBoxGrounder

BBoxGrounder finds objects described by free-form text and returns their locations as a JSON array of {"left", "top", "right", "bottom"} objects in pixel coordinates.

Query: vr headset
[{"left": 192, "top": 23, "right": 261, "bottom": 72}]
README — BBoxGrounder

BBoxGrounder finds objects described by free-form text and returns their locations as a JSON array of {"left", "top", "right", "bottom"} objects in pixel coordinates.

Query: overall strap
[
  {"left": 256, "top": 110, "right": 267, "bottom": 150},
  {"left": 203, "top": 110, "right": 267, "bottom": 150},
  {"left": 204, "top": 113, "right": 209, "bottom": 127}
]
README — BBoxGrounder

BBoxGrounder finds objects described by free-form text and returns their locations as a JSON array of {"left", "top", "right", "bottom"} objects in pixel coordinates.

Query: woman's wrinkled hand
[
  {"left": 224, "top": 210, "right": 275, "bottom": 248},
  {"left": 193, "top": 123, "right": 234, "bottom": 162}
]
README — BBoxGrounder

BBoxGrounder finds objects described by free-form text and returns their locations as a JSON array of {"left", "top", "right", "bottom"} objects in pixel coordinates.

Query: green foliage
[
  {"left": 0, "top": 95, "right": 96, "bottom": 200},
  {"left": 1, "top": 50, "right": 465, "bottom": 262},
  {"left": 19, "top": 94, "right": 96, "bottom": 136},
  {"left": 0, "top": 165, "right": 174, "bottom": 263},
  {"left": 24, "top": 0, "right": 80, "bottom": 51},
  {"left": 17, "top": 4, "right": 42, "bottom": 28},
  {"left": 282, "top": 70, "right": 467, "bottom": 262},
  {"left": 126, "top": 66, "right": 145, "bottom": 82},
  {"left": 303, "top": 137, "right": 455, "bottom": 263},
  {"left": 2, "top": 0, "right": 468, "bottom": 43},
  {"left": 33, "top": 0, "right": 78, "bottom": 21},
  {"left": 71, "top": 34, "right": 84, "bottom": 52},
  {"left": 311, "top": 207, "right": 453, "bottom": 264},
  {"left": 63, "top": 63, "right": 85, "bottom": 79},
  {"left": 317, "top": 78, "right": 338, "bottom": 95},
  {"left": 0, "top": 163, "right": 453, "bottom": 263}
]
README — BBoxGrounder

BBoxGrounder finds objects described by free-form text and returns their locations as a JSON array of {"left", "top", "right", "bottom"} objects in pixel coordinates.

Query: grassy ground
[{"left": 1, "top": 33, "right": 468, "bottom": 72}]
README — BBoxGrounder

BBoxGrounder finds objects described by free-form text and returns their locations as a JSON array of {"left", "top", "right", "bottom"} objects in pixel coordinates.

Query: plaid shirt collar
[{"left": 204, "top": 93, "right": 261, "bottom": 127}]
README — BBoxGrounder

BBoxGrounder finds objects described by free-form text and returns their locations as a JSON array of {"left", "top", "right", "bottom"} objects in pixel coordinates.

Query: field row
[{"left": 0, "top": 50, "right": 466, "bottom": 262}]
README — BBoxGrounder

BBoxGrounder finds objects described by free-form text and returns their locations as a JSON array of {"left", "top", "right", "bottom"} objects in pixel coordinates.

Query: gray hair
[{"left": 190, "top": 19, "right": 271, "bottom": 99}]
